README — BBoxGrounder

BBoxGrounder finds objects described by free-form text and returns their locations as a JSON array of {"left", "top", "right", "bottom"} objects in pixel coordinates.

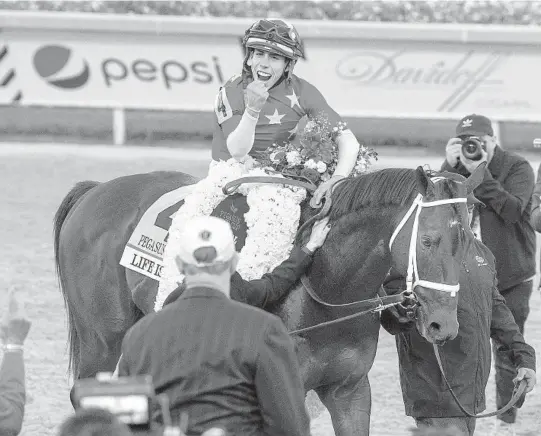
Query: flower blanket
[{"left": 155, "top": 158, "right": 306, "bottom": 311}]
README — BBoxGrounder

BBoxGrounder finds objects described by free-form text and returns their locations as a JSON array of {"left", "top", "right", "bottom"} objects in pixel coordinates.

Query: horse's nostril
[{"left": 429, "top": 322, "right": 441, "bottom": 332}]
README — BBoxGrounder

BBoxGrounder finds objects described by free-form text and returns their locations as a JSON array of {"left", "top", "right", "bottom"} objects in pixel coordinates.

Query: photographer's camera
[{"left": 461, "top": 136, "right": 484, "bottom": 161}]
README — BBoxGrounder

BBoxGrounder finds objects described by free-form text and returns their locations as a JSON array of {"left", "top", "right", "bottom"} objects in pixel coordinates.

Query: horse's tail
[{"left": 53, "top": 180, "right": 99, "bottom": 376}]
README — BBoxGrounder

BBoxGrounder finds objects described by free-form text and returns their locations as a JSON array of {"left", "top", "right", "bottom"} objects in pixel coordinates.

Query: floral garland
[
  {"left": 258, "top": 111, "right": 378, "bottom": 184},
  {"left": 155, "top": 157, "right": 306, "bottom": 311}
]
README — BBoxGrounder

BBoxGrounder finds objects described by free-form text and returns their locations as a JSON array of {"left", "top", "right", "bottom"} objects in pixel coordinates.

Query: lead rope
[{"left": 433, "top": 344, "right": 527, "bottom": 418}]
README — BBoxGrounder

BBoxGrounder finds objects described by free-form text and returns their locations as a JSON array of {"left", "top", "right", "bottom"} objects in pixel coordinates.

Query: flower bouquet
[{"left": 257, "top": 111, "right": 378, "bottom": 185}]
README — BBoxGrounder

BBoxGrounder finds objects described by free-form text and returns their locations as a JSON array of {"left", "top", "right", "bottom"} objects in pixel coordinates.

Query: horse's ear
[
  {"left": 415, "top": 166, "right": 434, "bottom": 196},
  {"left": 464, "top": 162, "right": 487, "bottom": 195}
]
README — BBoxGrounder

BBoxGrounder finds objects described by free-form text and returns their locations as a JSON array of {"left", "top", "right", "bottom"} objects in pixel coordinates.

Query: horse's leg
[
  {"left": 313, "top": 327, "right": 379, "bottom": 436},
  {"left": 315, "top": 374, "right": 372, "bottom": 436}
]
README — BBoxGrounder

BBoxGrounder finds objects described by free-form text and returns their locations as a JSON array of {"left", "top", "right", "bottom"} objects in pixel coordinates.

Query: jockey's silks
[{"left": 212, "top": 74, "right": 342, "bottom": 161}]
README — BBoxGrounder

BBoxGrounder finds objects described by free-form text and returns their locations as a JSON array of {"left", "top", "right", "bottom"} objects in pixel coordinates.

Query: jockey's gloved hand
[
  {"left": 305, "top": 217, "right": 331, "bottom": 253},
  {"left": 310, "top": 175, "right": 344, "bottom": 208},
  {"left": 244, "top": 79, "right": 269, "bottom": 115},
  {"left": 1, "top": 288, "right": 31, "bottom": 346}
]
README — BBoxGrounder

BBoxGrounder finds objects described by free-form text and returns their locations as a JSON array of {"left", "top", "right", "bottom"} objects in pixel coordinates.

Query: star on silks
[
  {"left": 286, "top": 89, "right": 301, "bottom": 109},
  {"left": 265, "top": 108, "right": 286, "bottom": 125}
]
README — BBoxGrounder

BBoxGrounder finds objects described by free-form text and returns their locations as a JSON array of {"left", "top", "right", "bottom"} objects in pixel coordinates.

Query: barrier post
[{"left": 113, "top": 107, "right": 126, "bottom": 146}]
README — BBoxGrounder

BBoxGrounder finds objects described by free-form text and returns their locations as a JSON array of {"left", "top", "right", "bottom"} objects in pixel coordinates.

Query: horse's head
[{"left": 389, "top": 164, "right": 485, "bottom": 344}]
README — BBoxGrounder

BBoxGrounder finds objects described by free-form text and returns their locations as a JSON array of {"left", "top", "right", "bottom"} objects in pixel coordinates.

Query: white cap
[{"left": 175, "top": 216, "right": 236, "bottom": 266}]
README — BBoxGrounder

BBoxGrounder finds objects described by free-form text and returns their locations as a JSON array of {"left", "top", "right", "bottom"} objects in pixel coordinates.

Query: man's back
[{"left": 118, "top": 286, "right": 309, "bottom": 436}]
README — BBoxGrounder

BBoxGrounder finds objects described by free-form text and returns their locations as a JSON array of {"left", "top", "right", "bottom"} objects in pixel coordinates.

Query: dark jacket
[
  {"left": 441, "top": 146, "right": 536, "bottom": 291},
  {"left": 163, "top": 245, "right": 313, "bottom": 308},
  {"left": 0, "top": 352, "right": 26, "bottom": 436},
  {"left": 380, "top": 238, "right": 536, "bottom": 418},
  {"left": 529, "top": 163, "right": 541, "bottom": 234},
  {"left": 118, "top": 286, "right": 310, "bottom": 436}
]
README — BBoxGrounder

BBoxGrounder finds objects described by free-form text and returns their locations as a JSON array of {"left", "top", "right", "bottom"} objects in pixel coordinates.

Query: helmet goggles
[{"left": 244, "top": 19, "right": 304, "bottom": 60}]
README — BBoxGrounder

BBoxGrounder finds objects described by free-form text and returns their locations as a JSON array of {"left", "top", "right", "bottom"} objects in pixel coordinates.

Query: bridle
[
  {"left": 389, "top": 190, "right": 466, "bottom": 298},
  {"left": 224, "top": 174, "right": 468, "bottom": 328},
  {"left": 288, "top": 179, "right": 530, "bottom": 418}
]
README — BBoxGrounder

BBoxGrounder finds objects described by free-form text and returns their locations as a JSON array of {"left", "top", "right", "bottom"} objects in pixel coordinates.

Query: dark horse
[{"left": 54, "top": 165, "right": 484, "bottom": 435}]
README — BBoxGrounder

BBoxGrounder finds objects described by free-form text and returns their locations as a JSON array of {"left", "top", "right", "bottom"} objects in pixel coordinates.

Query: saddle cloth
[
  {"left": 119, "top": 185, "right": 194, "bottom": 280},
  {"left": 120, "top": 188, "right": 250, "bottom": 281}
]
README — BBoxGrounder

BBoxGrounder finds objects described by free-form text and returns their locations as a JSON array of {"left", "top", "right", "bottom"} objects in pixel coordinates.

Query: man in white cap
[{"left": 116, "top": 216, "right": 329, "bottom": 436}]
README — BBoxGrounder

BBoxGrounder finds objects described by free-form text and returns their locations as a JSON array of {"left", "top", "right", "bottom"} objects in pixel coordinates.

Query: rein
[
  {"left": 433, "top": 344, "right": 528, "bottom": 418},
  {"left": 222, "top": 175, "right": 317, "bottom": 195},
  {"left": 288, "top": 277, "right": 413, "bottom": 335},
  {"left": 221, "top": 176, "right": 459, "bottom": 333}
]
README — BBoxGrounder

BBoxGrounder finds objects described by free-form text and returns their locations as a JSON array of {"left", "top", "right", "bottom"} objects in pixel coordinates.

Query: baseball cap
[
  {"left": 175, "top": 216, "right": 236, "bottom": 266},
  {"left": 455, "top": 114, "right": 494, "bottom": 137}
]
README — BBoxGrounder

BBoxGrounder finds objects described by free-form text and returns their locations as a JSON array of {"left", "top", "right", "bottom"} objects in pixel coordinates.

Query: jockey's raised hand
[
  {"left": 305, "top": 216, "right": 331, "bottom": 253},
  {"left": 244, "top": 79, "right": 269, "bottom": 117}
]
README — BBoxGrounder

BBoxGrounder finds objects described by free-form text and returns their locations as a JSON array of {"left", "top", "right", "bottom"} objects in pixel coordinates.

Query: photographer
[
  {"left": 1, "top": 289, "right": 31, "bottom": 436},
  {"left": 441, "top": 114, "right": 536, "bottom": 436}
]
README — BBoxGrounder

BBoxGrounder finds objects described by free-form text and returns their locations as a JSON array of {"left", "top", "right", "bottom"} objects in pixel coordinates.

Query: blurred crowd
[{"left": 0, "top": 1, "right": 540, "bottom": 25}]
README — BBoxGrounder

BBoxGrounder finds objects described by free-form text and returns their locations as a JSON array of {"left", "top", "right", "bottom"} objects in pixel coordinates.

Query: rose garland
[
  {"left": 155, "top": 158, "right": 306, "bottom": 311},
  {"left": 258, "top": 112, "right": 378, "bottom": 184}
]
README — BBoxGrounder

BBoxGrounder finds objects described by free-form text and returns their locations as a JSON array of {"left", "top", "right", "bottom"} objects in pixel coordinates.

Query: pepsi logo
[{"left": 33, "top": 45, "right": 90, "bottom": 89}]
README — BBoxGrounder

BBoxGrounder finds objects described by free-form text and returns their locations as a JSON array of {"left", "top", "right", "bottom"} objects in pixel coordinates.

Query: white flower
[
  {"left": 304, "top": 120, "right": 316, "bottom": 131},
  {"left": 304, "top": 159, "right": 317, "bottom": 170},
  {"left": 286, "top": 150, "right": 302, "bottom": 166},
  {"left": 316, "top": 161, "right": 327, "bottom": 173}
]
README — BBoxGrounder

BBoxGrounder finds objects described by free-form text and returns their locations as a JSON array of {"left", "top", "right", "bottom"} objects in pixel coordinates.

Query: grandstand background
[{"left": 0, "top": 0, "right": 540, "bottom": 151}]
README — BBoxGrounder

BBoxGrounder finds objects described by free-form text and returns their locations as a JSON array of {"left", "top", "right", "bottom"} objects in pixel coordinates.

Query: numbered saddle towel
[
  {"left": 119, "top": 191, "right": 250, "bottom": 282},
  {"left": 155, "top": 159, "right": 307, "bottom": 311}
]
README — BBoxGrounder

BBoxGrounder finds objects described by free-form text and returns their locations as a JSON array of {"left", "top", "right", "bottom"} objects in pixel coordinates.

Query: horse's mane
[{"left": 329, "top": 168, "right": 420, "bottom": 219}]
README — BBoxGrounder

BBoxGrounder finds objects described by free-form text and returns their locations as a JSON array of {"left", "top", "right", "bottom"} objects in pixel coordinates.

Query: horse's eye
[{"left": 421, "top": 236, "right": 432, "bottom": 248}]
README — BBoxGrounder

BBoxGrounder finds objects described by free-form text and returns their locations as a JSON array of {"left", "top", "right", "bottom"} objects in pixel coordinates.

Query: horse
[{"left": 53, "top": 164, "right": 484, "bottom": 436}]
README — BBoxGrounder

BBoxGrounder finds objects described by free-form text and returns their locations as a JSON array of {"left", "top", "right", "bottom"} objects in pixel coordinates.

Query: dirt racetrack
[{"left": 1, "top": 142, "right": 540, "bottom": 436}]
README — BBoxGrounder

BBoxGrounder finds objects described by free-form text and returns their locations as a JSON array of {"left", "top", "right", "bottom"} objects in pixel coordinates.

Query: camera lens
[{"left": 461, "top": 137, "right": 483, "bottom": 161}]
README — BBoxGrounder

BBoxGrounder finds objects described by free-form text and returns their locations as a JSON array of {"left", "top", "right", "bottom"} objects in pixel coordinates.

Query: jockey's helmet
[{"left": 242, "top": 19, "right": 304, "bottom": 81}]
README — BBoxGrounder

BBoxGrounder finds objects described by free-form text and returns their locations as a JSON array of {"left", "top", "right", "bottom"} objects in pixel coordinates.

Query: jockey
[{"left": 212, "top": 18, "right": 361, "bottom": 205}]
